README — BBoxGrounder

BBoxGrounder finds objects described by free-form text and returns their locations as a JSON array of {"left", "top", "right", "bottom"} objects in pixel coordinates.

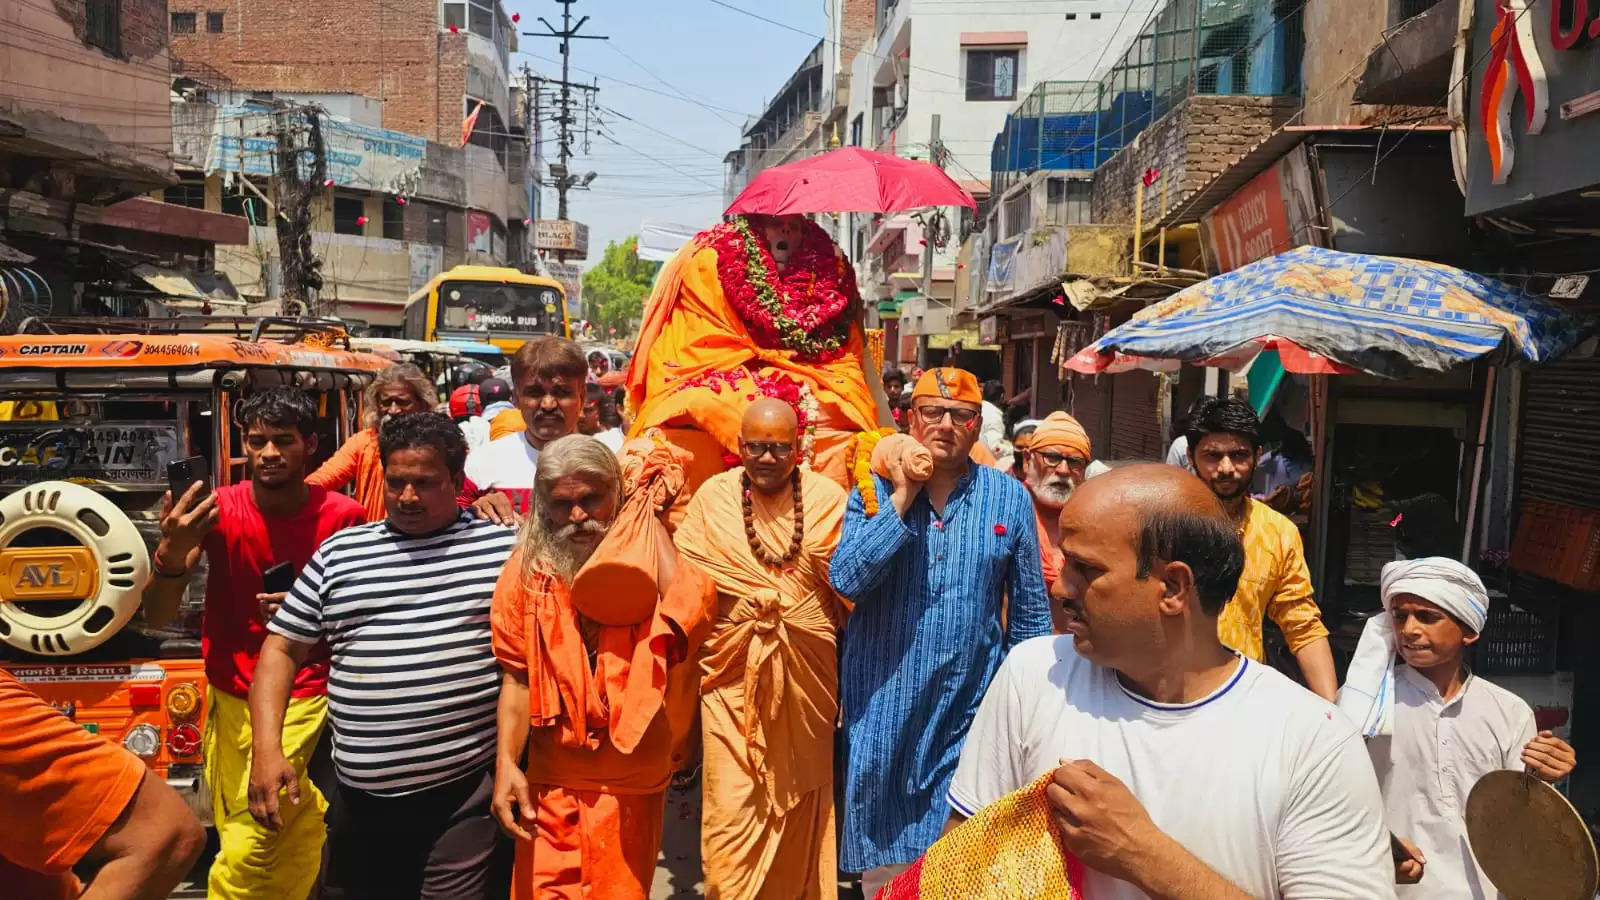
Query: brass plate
[{"left": 1466, "top": 769, "right": 1598, "bottom": 900}]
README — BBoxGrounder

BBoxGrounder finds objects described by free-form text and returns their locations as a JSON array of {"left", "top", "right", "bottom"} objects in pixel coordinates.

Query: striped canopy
[{"left": 1065, "top": 246, "right": 1593, "bottom": 377}]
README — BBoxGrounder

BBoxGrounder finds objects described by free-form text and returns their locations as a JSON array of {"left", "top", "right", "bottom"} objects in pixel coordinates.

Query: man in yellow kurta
[
  {"left": 624, "top": 215, "right": 895, "bottom": 507},
  {"left": 674, "top": 399, "right": 849, "bottom": 900},
  {"left": 1184, "top": 397, "right": 1338, "bottom": 701}
]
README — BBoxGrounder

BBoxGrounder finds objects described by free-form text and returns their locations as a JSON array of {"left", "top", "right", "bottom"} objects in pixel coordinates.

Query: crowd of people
[{"left": 0, "top": 334, "right": 1580, "bottom": 900}]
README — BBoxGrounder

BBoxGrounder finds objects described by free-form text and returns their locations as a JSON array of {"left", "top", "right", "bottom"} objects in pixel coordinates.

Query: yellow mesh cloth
[{"left": 878, "top": 773, "right": 1083, "bottom": 899}]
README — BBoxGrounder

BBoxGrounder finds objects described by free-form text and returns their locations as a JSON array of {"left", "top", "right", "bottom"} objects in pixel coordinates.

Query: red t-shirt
[{"left": 201, "top": 483, "right": 365, "bottom": 699}]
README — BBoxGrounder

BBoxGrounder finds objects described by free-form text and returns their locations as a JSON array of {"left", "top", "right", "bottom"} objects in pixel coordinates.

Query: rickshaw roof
[
  {"left": 0, "top": 334, "right": 390, "bottom": 373},
  {"left": 350, "top": 337, "right": 465, "bottom": 357}
]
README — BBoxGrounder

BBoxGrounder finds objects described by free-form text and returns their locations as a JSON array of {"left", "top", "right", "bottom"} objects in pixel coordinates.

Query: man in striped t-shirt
[{"left": 249, "top": 412, "right": 517, "bottom": 899}]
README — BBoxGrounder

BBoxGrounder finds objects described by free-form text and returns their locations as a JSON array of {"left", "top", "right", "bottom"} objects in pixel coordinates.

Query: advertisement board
[{"left": 535, "top": 219, "right": 590, "bottom": 258}]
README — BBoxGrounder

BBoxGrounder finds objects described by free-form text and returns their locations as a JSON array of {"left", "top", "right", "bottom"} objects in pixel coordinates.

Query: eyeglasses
[
  {"left": 741, "top": 441, "right": 795, "bottom": 460},
  {"left": 915, "top": 405, "right": 980, "bottom": 426},
  {"left": 1033, "top": 449, "right": 1089, "bottom": 470}
]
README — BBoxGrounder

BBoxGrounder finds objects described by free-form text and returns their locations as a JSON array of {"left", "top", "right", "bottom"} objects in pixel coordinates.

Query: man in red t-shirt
[{"left": 143, "top": 387, "right": 364, "bottom": 899}]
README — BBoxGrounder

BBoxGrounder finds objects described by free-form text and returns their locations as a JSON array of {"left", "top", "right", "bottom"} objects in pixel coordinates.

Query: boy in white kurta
[{"left": 1339, "top": 557, "right": 1577, "bottom": 898}]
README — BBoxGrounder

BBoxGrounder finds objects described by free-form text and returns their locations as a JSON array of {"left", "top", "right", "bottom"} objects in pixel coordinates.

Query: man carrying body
[
  {"left": 947, "top": 464, "right": 1394, "bottom": 899},
  {"left": 143, "top": 387, "right": 365, "bottom": 899},
  {"left": 488, "top": 435, "right": 715, "bottom": 899},
  {"left": 463, "top": 337, "right": 587, "bottom": 522},
  {"left": 1018, "top": 411, "right": 1092, "bottom": 592},
  {"left": 309, "top": 362, "right": 437, "bottom": 522},
  {"left": 1339, "top": 557, "right": 1576, "bottom": 897},
  {"left": 1186, "top": 397, "right": 1338, "bottom": 700},
  {"left": 830, "top": 367, "right": 1051, "bottom": 894},
  {"left": 675, "top": 399, "right": 849, "bottom": 899},
  {"left": 252, "top": 412, "right": 516, "bottom": 899}
]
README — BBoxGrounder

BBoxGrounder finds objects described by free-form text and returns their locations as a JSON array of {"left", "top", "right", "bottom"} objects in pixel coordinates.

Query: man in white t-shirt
[
  {"left": 459, "top": 336, "right": 585, "bottom": 524},
  {"left": 946, "top": 464, "right": 1393, "bottom": 900}
]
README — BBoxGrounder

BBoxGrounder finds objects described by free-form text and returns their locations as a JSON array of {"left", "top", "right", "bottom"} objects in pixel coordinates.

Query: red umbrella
[{"left": 725, "top": 147, "right": 977, "bottom": 216}]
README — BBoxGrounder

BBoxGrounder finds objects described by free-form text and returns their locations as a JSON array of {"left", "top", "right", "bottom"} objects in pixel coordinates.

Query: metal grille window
[
  {"left": 86, "top": 0, "right": 121, "bottom": 53},
  {"left": 468, "top": 0, "right": 493, "bottom": 37},
  {"left": 164, "top": 181, "right": 205, "bottom": 208},
  {"left": 207, "top": 11, "right": 224, "bottom": 32},
  {"left": 170, "top": 11, "right": 196, "bottom": 33},
  {"left": 966, "top": 49, "right": 1019, "bottom": 102}
]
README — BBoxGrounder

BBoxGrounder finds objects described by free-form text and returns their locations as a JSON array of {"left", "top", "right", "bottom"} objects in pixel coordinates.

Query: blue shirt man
[{"left": 830, "top": 367, "right": 1051, "bottom": 886}]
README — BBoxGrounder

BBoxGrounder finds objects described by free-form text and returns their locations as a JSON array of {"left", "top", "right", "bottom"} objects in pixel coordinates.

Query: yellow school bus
[{"left": 402, "top": 265, "right": 570, "bottom": 352}]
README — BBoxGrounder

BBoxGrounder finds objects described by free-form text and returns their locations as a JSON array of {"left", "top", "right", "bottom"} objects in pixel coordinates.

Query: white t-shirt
[
  {"left": 463, "top": 432, "right": 540, "bottom": 510},
  {"left": 458, "top": 416, "right": 490, "bottom": 453},
  {"left": 1369, "top": 666, "right": 1537, "bottom": 899},
  {"left": 949, "top": 636, "right": 1394, "bottom": 900},
  {"left": 592, "top": 427, "right": 625, "bottom": 453}
]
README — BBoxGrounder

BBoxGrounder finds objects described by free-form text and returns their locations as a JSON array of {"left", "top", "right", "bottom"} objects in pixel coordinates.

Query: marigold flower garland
[
  {"left": 844, "top": 427, "right": 898, "bottom": 517},
  {"left": 710, "top": 217, "right": 855, "bottom": 363}
]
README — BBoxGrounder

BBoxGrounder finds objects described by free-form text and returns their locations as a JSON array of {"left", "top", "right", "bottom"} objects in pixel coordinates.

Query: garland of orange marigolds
[{"left": 845, "top": 427, "right": 898, "bottom": 517}]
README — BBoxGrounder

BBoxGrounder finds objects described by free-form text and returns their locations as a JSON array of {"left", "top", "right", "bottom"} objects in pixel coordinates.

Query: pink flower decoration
[{"left": 994, "top": 524, "right": 1007, "bottom": 537}]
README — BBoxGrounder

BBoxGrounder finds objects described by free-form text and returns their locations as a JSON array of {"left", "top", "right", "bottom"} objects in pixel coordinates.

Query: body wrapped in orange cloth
[
  {"left": 878, "top": 773, "right": 1084, "bottom": 900},
  {"left": 623, "top": 217, "right": 895, "bottom": 511},
  {"left": 491, "top": 438, "right": 717, "bottom": 900}
]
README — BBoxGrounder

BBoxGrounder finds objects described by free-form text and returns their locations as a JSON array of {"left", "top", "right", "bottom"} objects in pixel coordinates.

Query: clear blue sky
[{"left": 506, "top": 0, "right": 824, "bottom": 271}]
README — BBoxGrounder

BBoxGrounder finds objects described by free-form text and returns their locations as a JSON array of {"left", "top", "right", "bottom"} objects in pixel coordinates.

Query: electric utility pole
[{"left": 524, "top": 1, "right": 606, "bottom": 223}]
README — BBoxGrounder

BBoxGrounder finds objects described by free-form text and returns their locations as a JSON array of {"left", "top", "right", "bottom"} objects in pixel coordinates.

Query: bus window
[{"left": 437, "top": 281, "right": 563, "bottom": 336}]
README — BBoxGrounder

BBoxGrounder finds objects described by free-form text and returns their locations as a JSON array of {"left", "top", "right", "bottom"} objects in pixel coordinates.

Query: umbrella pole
[{"left": 1461, "top": 366, "right": 1496, "bottom": 564}]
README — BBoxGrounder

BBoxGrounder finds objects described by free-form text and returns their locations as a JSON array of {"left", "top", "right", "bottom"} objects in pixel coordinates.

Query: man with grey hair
[
  {"left": 488, "top": 435, "right": 714, "bottom": 898},
  {"left": 309, "top": 362, "right": 438, "bottom": 522}
]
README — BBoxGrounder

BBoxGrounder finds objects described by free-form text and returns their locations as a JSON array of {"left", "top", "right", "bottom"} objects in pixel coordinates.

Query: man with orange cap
[
  {"left": 1020, "top": 411, "right": 1093, "bottom": 593},
  {"left": 830, "top": 367, "right": 1051, "bottom": 895}
]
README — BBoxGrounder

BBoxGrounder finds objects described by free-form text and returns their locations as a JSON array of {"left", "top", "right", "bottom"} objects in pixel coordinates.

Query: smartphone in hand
[
  {"left": 166, "top": 456, "right": 212, "bottom": 504},
  {"left": 262, "top": 562, "right": 296, "bottom": 595}
]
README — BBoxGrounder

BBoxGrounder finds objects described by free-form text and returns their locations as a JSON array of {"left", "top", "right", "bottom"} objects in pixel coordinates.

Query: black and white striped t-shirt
[{"left": 268, "top": 512, "right": 517, "bottom": 796}]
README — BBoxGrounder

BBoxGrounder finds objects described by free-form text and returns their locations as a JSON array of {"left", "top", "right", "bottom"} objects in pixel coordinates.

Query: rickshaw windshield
[{"left": 0, "top": 396, "right": 193, "bottom": 489}]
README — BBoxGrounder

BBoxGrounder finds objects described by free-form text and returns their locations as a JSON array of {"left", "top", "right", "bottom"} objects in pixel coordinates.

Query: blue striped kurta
[{"left": 831, "top": 463, "right": 1050, "bottom": 872}]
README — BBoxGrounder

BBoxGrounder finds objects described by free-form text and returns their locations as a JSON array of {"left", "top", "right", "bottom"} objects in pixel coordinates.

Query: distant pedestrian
[
  {"left": 831, "top": 367, "right": 1050, "bottom": 895},
  {"left": 251, "top": 412, "right": 516, "bottom": 900},
  {"left": 466, "top": 337, "right": 587, "bottom": 523},
  {"left": 308, "top": 363, "right": 436, "bottom": 522},
  {"left": 451, "top": 383, "right": 491, "bottom": 453},
  {"left": 1186, "top": 397, "right": 1338, "bottom": 700},
  {"left": 1018, "top": 411, "right": 1092, "bottom": 595},
  {"left": 949, "top": 464, "right": 1394, "bottom": 899},
  {"left": 980, "top": 380, "right": 1012, "bottom": 471}
]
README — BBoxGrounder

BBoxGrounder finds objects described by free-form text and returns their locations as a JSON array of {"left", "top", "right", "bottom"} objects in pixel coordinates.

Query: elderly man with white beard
[
  {"left": 488, "top": 434, "right": 715, "bottom": 900},
  {"left": 1020, "top": 412, "right": 1094, "bottom": 604}
]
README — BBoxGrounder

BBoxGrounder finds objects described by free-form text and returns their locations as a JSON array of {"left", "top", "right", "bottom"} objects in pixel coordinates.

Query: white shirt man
[
  {"left": 950, "top": 637, "right": 1394, "bottom": 900},
  {"left": 942, "top": 463, "right": 1393, "bottom": 900}
]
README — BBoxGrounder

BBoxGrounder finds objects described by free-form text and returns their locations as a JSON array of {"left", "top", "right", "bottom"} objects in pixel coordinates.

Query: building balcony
[
  {"left": 976, "top": 224, "right": 1126, "bottom": 312},
  {"left": 1353, "top": 0, "right": 1456, "bottom": 107}
]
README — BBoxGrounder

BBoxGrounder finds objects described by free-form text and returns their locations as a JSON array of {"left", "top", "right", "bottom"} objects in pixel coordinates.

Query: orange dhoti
[{"left": 675, "top": 468, "right": 849, "bottom": 899}]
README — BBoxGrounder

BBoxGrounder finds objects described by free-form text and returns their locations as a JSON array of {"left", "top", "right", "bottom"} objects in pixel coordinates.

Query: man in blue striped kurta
[{"left": 831, "top": 367, "right": 1051, "bottom": 892}]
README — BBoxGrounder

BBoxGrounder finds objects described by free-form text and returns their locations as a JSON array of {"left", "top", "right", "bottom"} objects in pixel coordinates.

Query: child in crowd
[{"left": 1338, "top": 557, "right": 1576, "bottom": 897}]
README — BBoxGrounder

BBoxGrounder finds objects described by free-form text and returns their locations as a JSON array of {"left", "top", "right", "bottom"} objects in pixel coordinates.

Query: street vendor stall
[{"left": 1065, "top": 245, "right": 1594, "bottom": 674}]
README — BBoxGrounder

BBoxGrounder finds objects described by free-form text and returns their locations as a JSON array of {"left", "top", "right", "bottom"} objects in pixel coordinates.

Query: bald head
[
  {"left": 739, "top": 398, "right": 800, "bottom": 493},
  {"left": 743, "top": 397, "right": 798, "bottom": 435},
  {"left": 1062, "top": 464, "right": 1244, "bottom": 616}
]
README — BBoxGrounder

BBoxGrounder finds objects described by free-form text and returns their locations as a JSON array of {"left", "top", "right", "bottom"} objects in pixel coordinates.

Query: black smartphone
[
  {"left": 261, "top": 562, "right": 296, "bottom": 595},
  {"left": 166, "top": 456, "right": 212, "bottom": 503}
]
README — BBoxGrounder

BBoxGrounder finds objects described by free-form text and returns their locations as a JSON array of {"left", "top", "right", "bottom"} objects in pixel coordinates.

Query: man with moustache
[
  {"left": 674, "top": 399, "right": 849, "bottom": 899},
  {"left": 488, "top": 435, "right": 715, "bottom": 899},
  {"left": 1187, "top": 397, "right": 1338, "bottom": 701},
  {"left": 309, "top": 363, "right": 437, "bottom": 522},
  {"left": 143, "top": 387, "right": 364, "bottom": 900},
  {"left": 1019, "top": 411, "right": 1093, "bottom": 590},
  {"left": 462, "top": 336, "right": 587, "bottom": 523},
  {"left": 252, "top": 413, "right": 516, "bottom": 899},
  {"left": 830, "top": 367, "right": 1051, "bottom": 895},
  {"left": 947, "top": 465, "right": 1394, "bottom": 899}
]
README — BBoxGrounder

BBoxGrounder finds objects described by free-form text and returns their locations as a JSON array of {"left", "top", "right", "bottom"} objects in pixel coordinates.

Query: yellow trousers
[{"left": 205, "top": 690, "right": 329, "bottom": 900}]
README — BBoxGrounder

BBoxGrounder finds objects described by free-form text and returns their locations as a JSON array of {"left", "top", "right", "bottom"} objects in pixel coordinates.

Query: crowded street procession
[{"left": 6, "top": 0, "right": 1600, "bottom": 898}]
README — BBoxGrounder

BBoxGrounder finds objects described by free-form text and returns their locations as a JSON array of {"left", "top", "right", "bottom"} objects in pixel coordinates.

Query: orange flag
[{"left": 460, "top": 100, "right": 485, "bottom": 148}]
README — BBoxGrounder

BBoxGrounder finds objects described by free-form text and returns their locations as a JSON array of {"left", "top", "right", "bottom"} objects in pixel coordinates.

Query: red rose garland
[{"left": 710, "top": 217, "right": 856, "bottom": 363}]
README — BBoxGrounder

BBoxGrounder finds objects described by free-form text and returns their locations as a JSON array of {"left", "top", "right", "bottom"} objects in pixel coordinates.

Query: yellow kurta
[
  {"left": 673, "top": 468, "right": 848, "bottom": 900},
  {"left": 1218, "top": 498, "right": 1330, "bottom": 661}
]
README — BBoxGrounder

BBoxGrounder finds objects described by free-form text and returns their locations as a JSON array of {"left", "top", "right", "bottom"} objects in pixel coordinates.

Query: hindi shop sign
[
  {"left": 1467, "top": 0, "right": 1600, "bottom": 214},
  {"left": 535, "top": 219, "right": 590, "bottom": 259}
]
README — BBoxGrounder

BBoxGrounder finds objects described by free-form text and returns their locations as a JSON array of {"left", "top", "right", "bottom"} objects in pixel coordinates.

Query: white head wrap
[
  {"left": 1335, "top": 557, "right": 1490, "bottom": 737},
  {"left": 1012, "top": 418, "right": 1043, "bottom": 438}
]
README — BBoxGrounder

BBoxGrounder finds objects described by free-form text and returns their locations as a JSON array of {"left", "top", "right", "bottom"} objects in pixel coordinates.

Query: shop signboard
[
  {"left": 535, "top": 219, "right": 590, "bottom": 259},
  {"left": 1201, "top": 144, "right": 1320, "bottom": 273},
  {"left": 545, "top": 261, "right": 584, "bottom": 318},
  {"left": 1466, "top": 0, "right": 1600, "bottom": 214}
]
